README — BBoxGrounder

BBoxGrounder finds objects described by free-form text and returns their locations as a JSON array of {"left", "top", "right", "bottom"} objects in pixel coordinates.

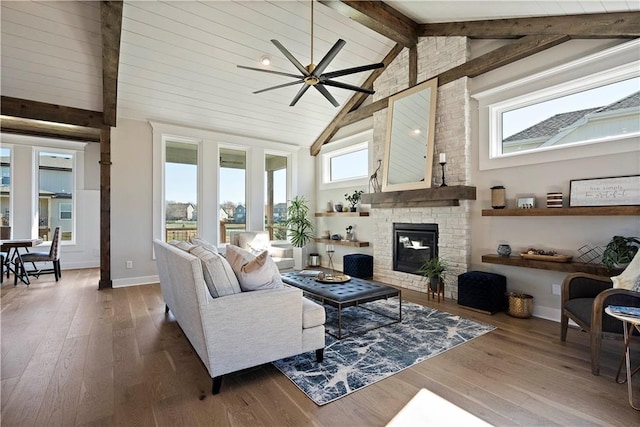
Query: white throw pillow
[
  {"left": 225, "top": 245, "right": 283, "bottom": 291},
  {"left": 189, "top": 236, "right": 218, "bottom": 254},
  {"left": 611, "top": 251, "right": 640, "bottom": 290},
  {"left": 238, "top": 232, "right": 270, "bottom": 254},
  {"left": 190, "top": 246, "right": 241, "bottom": 297}
]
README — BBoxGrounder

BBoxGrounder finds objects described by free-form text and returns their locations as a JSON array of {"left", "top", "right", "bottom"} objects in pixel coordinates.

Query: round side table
[{"left": 605, "top": 306, "right": 640, "bottom": 410}]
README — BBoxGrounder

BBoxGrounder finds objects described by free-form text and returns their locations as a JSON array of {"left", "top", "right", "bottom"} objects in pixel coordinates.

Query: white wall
[{"left": 469, "top": 39, "right": 640, "bottom": 321}]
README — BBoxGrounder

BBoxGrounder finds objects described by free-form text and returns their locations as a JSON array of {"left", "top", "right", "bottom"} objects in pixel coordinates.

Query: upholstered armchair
[{"left": 561, "top": 272, "right": 640, "bottom": 375}]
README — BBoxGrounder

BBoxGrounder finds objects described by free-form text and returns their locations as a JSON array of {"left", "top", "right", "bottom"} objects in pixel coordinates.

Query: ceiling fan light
[{"left": 260, "top": 55, "right": 271, "bottom": 66}]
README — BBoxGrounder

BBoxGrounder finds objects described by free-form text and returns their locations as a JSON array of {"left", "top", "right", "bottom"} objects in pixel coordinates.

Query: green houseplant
[
  {"left": 284, "top": 195, "right": 314, "bottom": 248},
  {"left": 602, "top": 235, "right": 640, "bottom": 269},
  {"left": 344, "top": 190, "right": 364, "bottom": 212},
  {"left": 418, "top": 256, "right": 448, "bottom": 291}
]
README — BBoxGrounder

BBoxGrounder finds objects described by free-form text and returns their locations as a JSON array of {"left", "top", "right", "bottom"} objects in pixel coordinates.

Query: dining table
[{"left": 1, "top": 238, "right": 44, "bottom": 285}]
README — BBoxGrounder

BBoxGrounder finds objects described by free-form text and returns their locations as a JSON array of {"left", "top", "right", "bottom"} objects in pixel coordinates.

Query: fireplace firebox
[{"left": 392, "top": 223, "right": 438, "bottom": 275}]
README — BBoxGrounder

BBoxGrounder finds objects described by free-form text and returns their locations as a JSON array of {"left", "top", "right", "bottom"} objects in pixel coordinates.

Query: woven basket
[{"left": 507, "top": 293, "right": 534, "bottom": 318}]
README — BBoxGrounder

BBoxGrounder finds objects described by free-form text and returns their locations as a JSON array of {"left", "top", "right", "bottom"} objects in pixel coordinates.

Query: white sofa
[
  {"left": 229, "top": 231, "right": 295, "bottom": 271},
  {"left": 153, "top": 239, "right": 325, "bottom": 394}
]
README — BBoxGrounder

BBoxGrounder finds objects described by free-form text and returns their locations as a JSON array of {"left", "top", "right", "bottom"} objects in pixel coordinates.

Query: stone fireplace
[{"left": 392, "top": 223, "right": 438, "bottom": 275}]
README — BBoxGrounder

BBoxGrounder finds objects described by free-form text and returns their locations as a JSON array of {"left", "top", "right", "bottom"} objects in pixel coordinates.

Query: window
[
  {"left": 499, "top": 76, "right": 639, "bottom": 156},
  {"left": 38, "top": 151, "right": 74, "bottom": 242},
  {"left": 1, "top": 147, "right": 10, "bottom": 236},
  {"left": 164, "top": 141, "right": 198, "bottom": 242},
  {"left": 474, "top": 40, "right": 640, "bottom": 170},
  {"left": 59, "top": 203, "right": 72, "bottom": 220},
  {"left": 265, "top": 154, "right": 288, "bottom": 240},
  {"left": 321, "top": 141, "right": 369, "bottom": 186},
  {"left": 219, "top": 148, "right": 246, "bottom": 243}
]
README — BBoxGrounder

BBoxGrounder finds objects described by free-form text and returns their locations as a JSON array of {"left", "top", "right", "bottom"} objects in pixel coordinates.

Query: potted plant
[
  {"left": 344, "top": 190, "right": 364, "bottom": 212},
  {"left": 284, "top": 195, "right": 314, "bottom": 270},
  {"left": 418, "top": 256, "right": 448, "bottom": 291},
  {"left": 602, "top": 235, "right": 640, "bottom": 269}
]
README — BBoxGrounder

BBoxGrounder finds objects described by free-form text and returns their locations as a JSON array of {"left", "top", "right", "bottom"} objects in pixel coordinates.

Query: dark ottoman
[
  {"left": 458, "top": 271, "right": 507, "bottom": 314},
  {"left": 343, "top": 254, "right": 373, "bottom": 279}
]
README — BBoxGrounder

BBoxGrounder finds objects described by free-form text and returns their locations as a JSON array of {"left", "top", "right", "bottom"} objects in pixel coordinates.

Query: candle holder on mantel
[{"left": 439, "top": 162, "right": 447, "bottom": 187}]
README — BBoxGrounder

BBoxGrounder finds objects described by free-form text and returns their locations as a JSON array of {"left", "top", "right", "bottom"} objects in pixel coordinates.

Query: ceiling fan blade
[
  {"left": 290, "top": 84, "right": 311, "bottom": 107},
  {"left": 271, "top": 39, "right": 309, "bottom": 76},
  {"left": 322, "top": 80, "right": 375, "bottom": 95},
  {"left": 313, "top": 39, "right": 346, "bottom": 77},
  {"left": 314, "top": 85, "right": 340, "bottom": 107},
  {"left": 237, "top": 65, "right": 302, "bottom": 79},
  {"left": 321, "top": 62, "right": 384, "bottom": 79},
  {"left": 253, "top": 79, "right": 305, "bottom": 94}
]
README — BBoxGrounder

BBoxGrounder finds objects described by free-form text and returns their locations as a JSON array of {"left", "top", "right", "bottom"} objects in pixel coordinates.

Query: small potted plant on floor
[
  {"left": 418, "top": 256, "right": 448, "bottom": 293},
  {"left": 602, "top": 235, "right": 640, "bottom": 270},
  {"left": 344, "top": 190, "right": 364, "bottom": 212}
]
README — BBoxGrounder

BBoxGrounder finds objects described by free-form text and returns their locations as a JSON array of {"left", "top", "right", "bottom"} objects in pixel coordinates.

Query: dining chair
[{"left": 18, "top": 227, "right": 62, "bottom": 282}]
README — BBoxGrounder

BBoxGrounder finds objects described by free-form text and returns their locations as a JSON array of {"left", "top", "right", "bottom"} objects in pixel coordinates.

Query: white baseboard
[
  {"left": 533, "top": 305, "right": 561, "bottom": 323},
  {"left": 112, "top": 275, "right": 159, "bottom": 288}
]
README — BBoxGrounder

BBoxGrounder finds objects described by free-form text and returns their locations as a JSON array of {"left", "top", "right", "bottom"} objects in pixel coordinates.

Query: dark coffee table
[{"left": 281, "top": 272, "right": 402, "bottom": 339}]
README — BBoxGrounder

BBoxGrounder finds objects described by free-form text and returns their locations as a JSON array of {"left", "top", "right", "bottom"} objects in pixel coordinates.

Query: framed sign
[{"left": 569, "top": 175, "right": 640, "bottom": 207}]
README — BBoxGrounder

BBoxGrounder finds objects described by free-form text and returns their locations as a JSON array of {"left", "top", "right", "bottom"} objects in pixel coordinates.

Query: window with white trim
[
  {"left": 59, "top": 203, "right": 72, "bottom": 220},
  {"left": 38, "top": 150, "right": 74, "bottom": 242},
  {"left": 321, "top": 142, "right": 368, "bottom": 185}
]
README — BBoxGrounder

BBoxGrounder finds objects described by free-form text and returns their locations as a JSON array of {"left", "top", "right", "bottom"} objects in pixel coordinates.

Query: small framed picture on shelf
[{"left": 569, "top": 175, "right": 640, "bottom": 207}]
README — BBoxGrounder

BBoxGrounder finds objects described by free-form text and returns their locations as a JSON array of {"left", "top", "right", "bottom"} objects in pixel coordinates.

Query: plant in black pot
[
  {"left": 602, "top": 235, "right": 640, "bottom": 270},
  {"left": 344, "top": 190, "right": 364, "bottom": 212},
  {"left": 418, "top": 256, "right": 448, "bottom": 292}
]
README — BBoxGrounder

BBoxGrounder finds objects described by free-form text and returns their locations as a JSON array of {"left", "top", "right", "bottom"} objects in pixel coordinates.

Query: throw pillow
[
  {"left": 189, "top": 236, "right": 218, "bottom": 254},
  {"left": 611, "top": 251, "right": 640, "bottom": 290},
  {"left": 225, "top": 244, "right": 283, "bottom": 291},
  {"left": 190, "top": 246, "right": 241, "bottom": 298},
  {"left": 169, "top": 240, "right": 197, "bottom": 252},
  {"left": 238, "top": 232, "right": 270, "bottom": 254}
]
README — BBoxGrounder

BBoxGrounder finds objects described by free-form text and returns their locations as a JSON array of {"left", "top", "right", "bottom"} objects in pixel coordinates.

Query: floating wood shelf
[
  {"left": 314, "top": 238, "right": 370, "bottom": 247},
  {"left": 481, "top": 206, "right": 640, "bottom": 216},
  {"left": 362, "top": 185, "right": 476, "bottom": 208},
  {"left": 315, "top": 212, "right": 370, "bottom": 217},
  {"left": 481, "top": 254, "right": 621, "bottom": 276}
]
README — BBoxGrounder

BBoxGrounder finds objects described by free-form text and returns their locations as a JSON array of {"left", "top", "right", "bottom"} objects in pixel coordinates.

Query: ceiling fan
[{"left": 237, "top": 0, "right": 384, "bottom": 107}]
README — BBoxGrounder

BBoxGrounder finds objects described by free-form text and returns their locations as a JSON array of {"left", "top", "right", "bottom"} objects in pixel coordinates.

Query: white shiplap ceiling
[{"left": 1, "top": 1, "right": 638, "bottom": 147}]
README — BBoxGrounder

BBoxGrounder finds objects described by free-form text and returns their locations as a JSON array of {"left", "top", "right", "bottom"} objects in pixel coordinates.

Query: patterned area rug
[{"left": 272, "top": 299, "right": 495, "bottom": 406}]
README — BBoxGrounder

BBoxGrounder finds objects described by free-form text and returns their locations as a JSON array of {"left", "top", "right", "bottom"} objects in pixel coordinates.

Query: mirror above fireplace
[{"left": 382, "top": 78, "right": 438, "bottom": 192}]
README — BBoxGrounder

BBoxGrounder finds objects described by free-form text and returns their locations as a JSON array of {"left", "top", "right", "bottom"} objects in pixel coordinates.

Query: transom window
[{"left": 321, "top": 141, "right": 369, "bottom": 186}]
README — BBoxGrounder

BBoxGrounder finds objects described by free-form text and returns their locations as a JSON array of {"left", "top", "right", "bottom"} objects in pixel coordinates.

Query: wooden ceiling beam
[
  {"left": 339, "top": 34, "right": 570, "bottom": 127},
  {"left": 319, "top": 0, "right": 419, "bottom": 47},
  {"left": 420, "top": 12, "right": 640, "bottom": 39},
  {"left": 0, "top": 116, "right": 100, "bottom": 142},
  {"left": 310, "top": 43, "right": 404, "bottom": 156},
  {"left": 1, "top": 96, "right": 105, "bottom": 129},
  {"left": 101, "top": 1, "right": 123, "bottom": 127}
]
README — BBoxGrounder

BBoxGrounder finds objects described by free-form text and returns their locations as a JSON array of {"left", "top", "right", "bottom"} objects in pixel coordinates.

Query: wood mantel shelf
[
  {"left": 482, "top": 254, "right": 622, "bottom": 276},
  {"left": 481, "top": 206, "right": 640, "bottom": 216},
  {"left": 315, "top": 212, "right": 370, "bottom": 217},
  {"left": 362, "top": 185, "right": 476, "bottom": 208}
]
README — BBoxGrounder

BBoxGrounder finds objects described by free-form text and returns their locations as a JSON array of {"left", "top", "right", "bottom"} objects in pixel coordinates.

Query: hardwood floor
[{"left": 1, "top": 268, "right": 638, "bottom": 426}]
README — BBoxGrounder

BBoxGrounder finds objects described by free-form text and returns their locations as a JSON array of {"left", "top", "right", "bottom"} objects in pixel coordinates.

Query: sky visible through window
[
  {"left": 330, "top": 148, "right": 368, "bottom": 181},
  {"left": 165, "top": 163, "right": 286, "bottom": 205},
  {"left": 502, "top": 77, "right": 639, "bottom": 139}
]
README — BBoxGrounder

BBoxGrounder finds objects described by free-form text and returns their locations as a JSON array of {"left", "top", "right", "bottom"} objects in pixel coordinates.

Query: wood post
[{"left": 99, "top": 127, "right": 112, "bottom": 289}]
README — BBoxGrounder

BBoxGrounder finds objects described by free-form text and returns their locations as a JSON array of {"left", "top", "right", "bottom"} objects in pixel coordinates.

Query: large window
[
  {"left": 265, "top": 154, "right": 288, "bottom": 240},
  {"left": 38, "top": 151, "right": 74, "bottom": 242},
  {"left": 321, "top": 141, "right": 369, "bottom": 185},
  {"left": 1, "top": 147, "right": 10, "bottom": 239},
  {"left": 164, "top": 141, "right": 198, "bottom": 242},
  {"left": 219, "top": 148, "right": 246, "bottom": 243},
  {"left": 500, "top": 76, "right": 639, "bottom": 155}
]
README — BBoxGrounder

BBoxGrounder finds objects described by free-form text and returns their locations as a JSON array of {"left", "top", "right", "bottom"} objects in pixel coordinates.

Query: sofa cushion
[
  {"left": 302, "top": 297, "right": 326, "bottom": 329},
  {"left": 225, "top": 245, "right": 284, "bottom": 291},
  {"left": 190, "top": 246, "right": 241, "bottom": 298},
  {"left": 170, "top": 240, "right": 197, "bottom": 252},
  {"left": 238, "top": 232, "right": 270, "bottom": 254},
  {"left": 189, "top": 236, "right": 218, "bottom": 254}
]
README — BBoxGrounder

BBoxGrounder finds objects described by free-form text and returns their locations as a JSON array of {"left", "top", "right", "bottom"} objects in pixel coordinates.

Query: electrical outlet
[
  {"left": 552, "top": 283, "right": 561, "bottom": 295},
  {"left": 126, "top": 260, "right": 133, "bottom": 269}
]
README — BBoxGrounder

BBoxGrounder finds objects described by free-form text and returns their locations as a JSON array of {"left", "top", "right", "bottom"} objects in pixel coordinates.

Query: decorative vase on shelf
[
  {"left": 497, "top": 244, "right": 512, "bottom": 257},
  {"left": 334, "top": 203, "right": 343, "bottom": 212}
]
